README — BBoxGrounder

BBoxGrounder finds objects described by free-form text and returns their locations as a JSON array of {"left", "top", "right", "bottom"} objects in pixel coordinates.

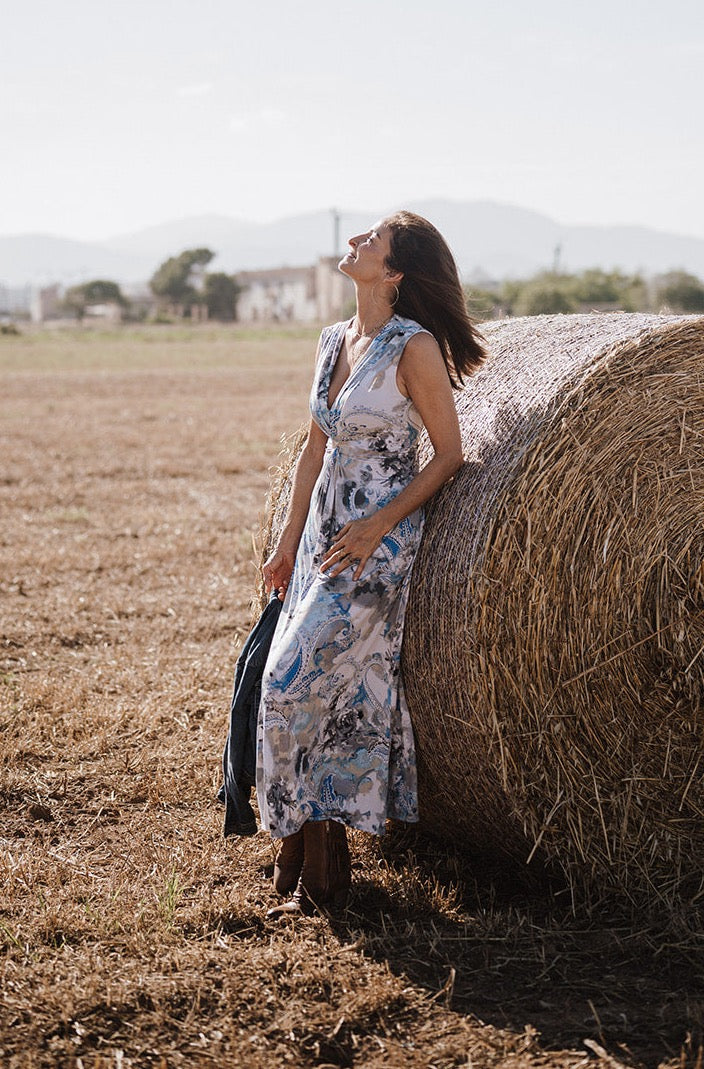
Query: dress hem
[{"left": 265, "top": 813, "right": 421, "bottom": 840}]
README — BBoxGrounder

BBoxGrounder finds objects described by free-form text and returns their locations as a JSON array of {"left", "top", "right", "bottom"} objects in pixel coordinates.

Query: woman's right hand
[{"left": 262, "top": 545, "right": 296, "bottom": 601}]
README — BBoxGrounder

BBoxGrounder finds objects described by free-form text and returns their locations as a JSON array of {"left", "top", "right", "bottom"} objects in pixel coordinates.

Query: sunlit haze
[{"left": 3, "top": 0, "right": 703, "bottom": 240}]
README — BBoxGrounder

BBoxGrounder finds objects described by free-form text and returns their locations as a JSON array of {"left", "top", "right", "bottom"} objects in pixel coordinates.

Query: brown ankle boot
[
  {"left": 272, "top": 829, "right": 304, "bottom": 895},
  {"left": 267, "top": 820, "right": 351, "bottom": 918}
]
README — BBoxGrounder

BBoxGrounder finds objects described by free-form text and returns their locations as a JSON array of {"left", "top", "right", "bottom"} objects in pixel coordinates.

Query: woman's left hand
[{"left": 320, "top": 516, "right": 387, "bottom": 581}]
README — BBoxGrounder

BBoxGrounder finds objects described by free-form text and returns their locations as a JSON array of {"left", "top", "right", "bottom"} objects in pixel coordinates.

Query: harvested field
[{"left": 1, "top": 324, "right": 702, "bottom": 1068}]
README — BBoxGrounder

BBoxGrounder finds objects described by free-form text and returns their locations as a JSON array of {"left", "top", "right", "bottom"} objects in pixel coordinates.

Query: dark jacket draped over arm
[{"left": 218, "top": 593, "right": 283, "bottom": 836}]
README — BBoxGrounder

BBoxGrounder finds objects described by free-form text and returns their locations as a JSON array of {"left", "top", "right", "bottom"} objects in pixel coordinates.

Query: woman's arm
[
  {"left": 321, "top": 331, "right": 463, "bottom": 580},
  {"left": 262, "top": 417, "right": 328, "bottom": 599}
]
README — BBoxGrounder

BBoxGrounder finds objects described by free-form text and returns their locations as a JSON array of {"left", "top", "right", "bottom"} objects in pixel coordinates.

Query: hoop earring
[{"left": 372, "top": 281, "right": 400, "bottom": 306}]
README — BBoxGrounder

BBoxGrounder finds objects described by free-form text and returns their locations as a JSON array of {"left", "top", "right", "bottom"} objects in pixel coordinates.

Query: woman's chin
[{"left": 338, "top": 255, "right": 355, "bottom": 276}]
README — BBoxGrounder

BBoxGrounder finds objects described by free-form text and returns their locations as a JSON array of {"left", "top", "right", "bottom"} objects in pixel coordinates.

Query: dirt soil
[{"left": 1, "top": 324, "right": 702, "bottom": 1068}]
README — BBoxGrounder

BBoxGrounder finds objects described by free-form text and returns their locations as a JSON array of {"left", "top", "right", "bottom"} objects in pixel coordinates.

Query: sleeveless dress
[{"left": 256, "top": 314, "right": 429, "bottom": 838}]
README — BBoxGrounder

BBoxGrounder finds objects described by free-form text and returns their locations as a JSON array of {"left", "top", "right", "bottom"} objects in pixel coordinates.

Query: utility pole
[
  {"left": 331, "top": 207, "right": 340, "bottom": 259},
  {"left": 552, "top": 242, "right": 562, "bottom": 275}
]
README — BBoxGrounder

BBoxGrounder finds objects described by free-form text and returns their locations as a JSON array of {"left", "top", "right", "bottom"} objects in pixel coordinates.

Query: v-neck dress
[{"left": 256, "top": 315, "right": 428, "bottom": 838}]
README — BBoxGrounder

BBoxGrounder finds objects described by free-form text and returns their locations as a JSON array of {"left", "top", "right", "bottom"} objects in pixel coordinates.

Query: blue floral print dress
[{"left": 256, "top": 315, "right": 429, "bottom": 838}]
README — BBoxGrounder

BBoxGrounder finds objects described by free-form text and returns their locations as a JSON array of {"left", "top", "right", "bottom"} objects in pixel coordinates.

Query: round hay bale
[{"left": 261, "top": 313, "right": 704, "bottom": 908}]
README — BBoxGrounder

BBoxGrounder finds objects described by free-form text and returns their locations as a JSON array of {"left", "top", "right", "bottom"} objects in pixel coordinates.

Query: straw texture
[{"left": 261, "top": 313, "right": 704, "bottom": 907}]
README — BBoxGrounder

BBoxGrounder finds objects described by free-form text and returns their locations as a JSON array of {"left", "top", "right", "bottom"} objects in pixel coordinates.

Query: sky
[{"left": 3, "top": 0, "right": 704, "bottom": 242}]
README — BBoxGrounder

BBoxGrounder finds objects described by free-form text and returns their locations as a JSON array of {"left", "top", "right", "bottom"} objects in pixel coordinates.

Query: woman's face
[{"left": 338, "top": 220, "right": 394, "bottom": 283}]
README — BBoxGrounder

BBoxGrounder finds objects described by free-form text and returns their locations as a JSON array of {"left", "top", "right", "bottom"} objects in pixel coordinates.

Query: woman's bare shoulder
[{"left": 399, "top": 329, "right": 445, "bottom": 374}]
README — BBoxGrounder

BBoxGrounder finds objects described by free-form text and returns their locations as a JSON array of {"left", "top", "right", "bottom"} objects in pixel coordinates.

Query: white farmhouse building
[
  {"left": 30, "top": 284, "right": 62, "bottom": 323},
  {"left": 237, "top": 257, "right": 353, "bottom": 324}
]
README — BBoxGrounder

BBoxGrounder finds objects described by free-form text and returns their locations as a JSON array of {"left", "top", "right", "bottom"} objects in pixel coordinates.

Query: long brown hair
[{"left": 384, "top": 211, "right": 485, "bottom": 387}]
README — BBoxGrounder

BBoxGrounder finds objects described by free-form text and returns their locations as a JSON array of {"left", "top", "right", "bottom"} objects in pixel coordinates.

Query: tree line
[
  {"left": 63, "top": 248, "right": 240, "bottom": 322},
  {"left": 466, "top": 268, "right": 704, "bottom": 321},
  {"left": 61, "top": 248, "right": 704, "bottom": 324}
]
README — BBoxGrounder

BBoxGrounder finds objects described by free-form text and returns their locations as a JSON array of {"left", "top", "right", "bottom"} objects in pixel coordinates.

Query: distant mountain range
[{"left": 2, "top": 199, "right": 704, "bottom": 288}]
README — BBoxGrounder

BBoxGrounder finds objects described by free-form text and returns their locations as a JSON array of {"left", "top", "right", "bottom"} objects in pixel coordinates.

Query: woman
[{"left": 258, "top": 211, "right": 485, "bottom": 917}]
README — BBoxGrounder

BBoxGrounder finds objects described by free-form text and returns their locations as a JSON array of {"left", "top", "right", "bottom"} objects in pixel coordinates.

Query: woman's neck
[{"left": 352, "top": 283, "right": 394, "bottom": 335}]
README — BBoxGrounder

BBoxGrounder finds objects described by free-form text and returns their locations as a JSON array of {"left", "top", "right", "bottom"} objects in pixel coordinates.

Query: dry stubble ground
[{"left": 0, "top": 324, "right": 702, "bottom": 1069}]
